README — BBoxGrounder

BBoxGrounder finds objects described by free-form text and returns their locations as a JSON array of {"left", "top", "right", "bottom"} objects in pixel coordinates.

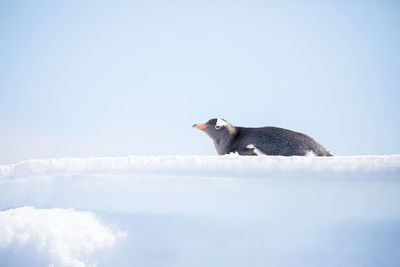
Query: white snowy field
[{"left": 1, "top": 155, "right": 400, "bottom": 267}]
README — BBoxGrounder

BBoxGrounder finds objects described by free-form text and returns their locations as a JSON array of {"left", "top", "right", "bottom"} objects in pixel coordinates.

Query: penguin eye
[{"left": 215, "top": 125, "right": 221, "bottom": 129}]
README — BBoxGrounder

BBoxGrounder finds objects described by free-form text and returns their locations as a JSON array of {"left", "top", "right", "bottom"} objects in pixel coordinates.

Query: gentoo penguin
[{"left": 193, "top": 118, "right": 332, "bottom": 156}]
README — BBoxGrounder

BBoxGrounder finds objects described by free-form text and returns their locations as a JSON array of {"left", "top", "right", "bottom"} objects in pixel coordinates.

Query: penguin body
[{"left": 193, "top": 118, "right": 332, "bottom": 156}]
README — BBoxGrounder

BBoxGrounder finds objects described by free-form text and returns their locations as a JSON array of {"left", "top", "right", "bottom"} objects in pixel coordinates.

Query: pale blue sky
[{"left": 1, "top": 0, "right": 399, "bottom": 163}]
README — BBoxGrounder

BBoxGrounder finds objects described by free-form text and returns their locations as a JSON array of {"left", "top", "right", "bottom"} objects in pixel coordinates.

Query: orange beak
[{"left": 193, "top": 124, "right": 207, "bottom": 130}]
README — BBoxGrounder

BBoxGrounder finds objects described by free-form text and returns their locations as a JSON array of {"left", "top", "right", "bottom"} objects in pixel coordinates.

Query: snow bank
[
  {"left": 1, "top": 154, "right": 399, "bottom": 180},
  {"left": 0, "top": 155, "right": 399, "bottom": 267},
  {"left": 0, "top": 207, "right": 125, "bottom": 267}
]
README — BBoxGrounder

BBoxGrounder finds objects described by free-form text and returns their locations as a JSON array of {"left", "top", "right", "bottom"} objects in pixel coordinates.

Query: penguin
[{"left": 193, "top": 118, "right": 332, "bottom": 156}]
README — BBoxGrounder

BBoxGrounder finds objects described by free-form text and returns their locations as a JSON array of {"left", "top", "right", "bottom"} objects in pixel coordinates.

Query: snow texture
[
  {"left": 1, "top": 154, "right": 399, "bottom": 180},
  {"left": 0, "top": 155, "right": 399, "bottom": 267},
  {"left": 0, "top": 207, "right": 125, "bottom": 267}
]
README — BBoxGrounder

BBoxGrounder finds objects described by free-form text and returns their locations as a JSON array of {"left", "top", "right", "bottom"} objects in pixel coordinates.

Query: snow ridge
[{"left": 1, "top": 155, "right": 399, "bottom": 180}]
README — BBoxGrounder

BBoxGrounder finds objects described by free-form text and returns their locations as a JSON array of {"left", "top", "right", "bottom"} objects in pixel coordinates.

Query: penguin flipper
[{"left": 236, "top": 148, "right": 258, "bottom": 156}]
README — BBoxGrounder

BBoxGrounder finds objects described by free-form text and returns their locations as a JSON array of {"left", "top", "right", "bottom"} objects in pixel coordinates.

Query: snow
[
  {"left": 0, "top": 207, "right": 125, "bottom": 267},
  {"left": 305, "top": 150, "right": 317, "bottom": 157},
  {"left": 1, "top": 154, "right": 399, "bottom": 180},
  {"left": 0, "top": 155, "right": 400, "bottom": 267}
]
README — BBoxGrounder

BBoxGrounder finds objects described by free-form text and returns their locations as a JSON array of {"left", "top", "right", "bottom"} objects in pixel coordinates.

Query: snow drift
[
  {"left": 1, "top": 154, "right": 399, "bottom": 180},
  {"left": 0, "top": 207, "right": 125, "bottom": 267},
  {"left": 0, "top": 155, "right": 399, "bottom": 267}
]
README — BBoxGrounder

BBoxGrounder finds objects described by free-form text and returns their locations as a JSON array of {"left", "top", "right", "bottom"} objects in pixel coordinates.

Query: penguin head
[{"left": 192, "top": 118, "right": 236, "bottom": 143}]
